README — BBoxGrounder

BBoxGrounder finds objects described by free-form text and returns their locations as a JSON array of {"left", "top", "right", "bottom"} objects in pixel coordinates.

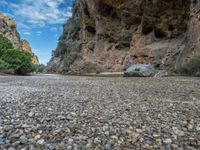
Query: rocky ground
[{"left": 0, "top": 74, "right": 200, "bottom": 150}]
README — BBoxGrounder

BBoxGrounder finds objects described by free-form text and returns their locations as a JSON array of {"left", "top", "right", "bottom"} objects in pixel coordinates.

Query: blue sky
[{"left": 0, "top": 0, "right": 74, "bottom": 64}]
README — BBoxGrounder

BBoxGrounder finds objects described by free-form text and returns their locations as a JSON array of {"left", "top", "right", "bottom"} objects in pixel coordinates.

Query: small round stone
[
  {"left": 163, "top": 138, "right": 172, "bottom": 145},
  {"left": 19, "top": 135, "right": 28, "bottom": 144}
]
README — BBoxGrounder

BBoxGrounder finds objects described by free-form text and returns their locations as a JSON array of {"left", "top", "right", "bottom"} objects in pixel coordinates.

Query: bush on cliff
[
  {"left": 0, "top": 36, "right": 35, "bottom": 74},
  {"left": 63, "top": 43, "right": 82, "bottom": 66},
  {"left": 0, "top": 35, "right": 13, "bottom": 56},
  {"left": 0, "top": 59, "right": 10, "bottom": 70},
  {"left": 179, "top": 56, "right": 200, "bottom": 76},
  {"left": 1, "top": 49, "right": 35, "bottom": 74}
]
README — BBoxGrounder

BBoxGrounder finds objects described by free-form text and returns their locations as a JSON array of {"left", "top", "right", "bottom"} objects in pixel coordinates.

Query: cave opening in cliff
[
  {"left": 142, "top": 26, "right": 154, "bottom": 35},
  {"left": 99, "top": 2, "right": 113, "bottom": 17},
  {"left": 86, "top": 26, "right": 96, "bottom": 35},
  {"left": 98, "top": 1, "right": 119, "bottom": 20},
  {"left": 155, "top": 29, "right": 167, "bottom": 39},
  {"left": 168, "top": 25, "right": 175, "bottom": 31},
  {"left": 84, "top": 6, "right": 91, "bottom": 18}
]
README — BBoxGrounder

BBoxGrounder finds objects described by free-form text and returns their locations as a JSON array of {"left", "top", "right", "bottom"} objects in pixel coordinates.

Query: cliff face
[
  {"left": 0, "top": 13, "right": 39, "bottom": 64},
  {"left": 21, "top": 40, "right": 39, "bottom": 64},
  {"left": 47, "top": 0, "right": 200, "bottom": 74}
]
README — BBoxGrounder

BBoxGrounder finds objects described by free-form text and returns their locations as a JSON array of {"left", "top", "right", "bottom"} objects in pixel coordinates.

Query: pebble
[
  {"left": 68, "top": 138, "right": 74, "bottom": 144},
  {"left": 19, "top": 135, "right": 28, "bottom": 144},
  {"left": 45, "top": 143, "right": 56, "bottom": 150},
  {"left": 34, "top": 135, "right": 41, "bottom": 140},
  {"left": 86, "top": 142, "right": 92, "bottom": 148},
  {"left": 94, "top": 138, "right": 101, "bottom": 144},
  {"left": 163, "top": 138, "right": 172, "bottom": 145},
  {"left": 172, "top": 127, "right": 185, "bottom": 137},
  {"left": 188, "top": 124, "right": 193, "bottom": 130},
  {"left": 196, "top": 126, "right": 200, "bottom": 131},
  {"left": 136, "top": 128, "right": 142, "bottom": 133},
  {"left": 104, "top": 143, "right": 111, "bottom": 150},
  {"left": 67, "top": 145, "right": 72, "bottom": 150},
  {"left": 28, "top": 112, "right": 34, "bottom": 117},
  {"left": 0, "top": 138, "right": 5, "bottom": 145},
  {"left": 37, "top": 139, "right": 45, "bottom": 145}
]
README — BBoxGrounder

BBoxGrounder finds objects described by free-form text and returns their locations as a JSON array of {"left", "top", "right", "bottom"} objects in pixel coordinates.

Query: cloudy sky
[{"left": 0, "top": 0, "right": 74, "bottom": 64}]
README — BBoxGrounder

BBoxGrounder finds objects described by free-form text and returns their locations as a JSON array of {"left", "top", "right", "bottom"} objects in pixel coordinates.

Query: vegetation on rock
[
  {"left": 63, "top": 43, "right": 82, "bottom": 67},
  {"left": 0, "top": 36, "right": 35, "bottom": 74},
  {"left": 0, "top": 58, "right": 10, "bottom": 70},
  {"left": 179, "top": 56, "right": 200, "bottom": 76},
  {"left": 34, "top": 64, "right": 46, "bottom": 73},
  {"left": 0, "top": 35, "right": 13, "bottom": 56}
]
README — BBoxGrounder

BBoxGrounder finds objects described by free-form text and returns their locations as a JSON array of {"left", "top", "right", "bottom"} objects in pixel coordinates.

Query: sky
[{"left": 0, "top": 0, "right": 74, "bottom": 65}]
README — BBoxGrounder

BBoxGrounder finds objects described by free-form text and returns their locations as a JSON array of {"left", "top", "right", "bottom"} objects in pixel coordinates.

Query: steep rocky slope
[
  {"left": 47, "top": 0, "right": 200, "bottom": 74},
  {"left": 0, "top": 13, "right": 39, "bottom": 64}
]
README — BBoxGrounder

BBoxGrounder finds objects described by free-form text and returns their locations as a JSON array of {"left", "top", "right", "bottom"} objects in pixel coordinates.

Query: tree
[{"left": 2, "top": 49, "right": 35, "bottom": 74}]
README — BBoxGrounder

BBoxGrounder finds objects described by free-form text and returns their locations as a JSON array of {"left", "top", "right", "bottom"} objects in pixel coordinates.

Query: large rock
[{"left": 124, "top": 64, "right": 156, "bottom": 77}]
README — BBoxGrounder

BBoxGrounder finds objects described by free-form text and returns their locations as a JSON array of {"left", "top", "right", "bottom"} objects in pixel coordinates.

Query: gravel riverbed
[{"left": 0, "top": 74, "right": 200, "bottom": 150}]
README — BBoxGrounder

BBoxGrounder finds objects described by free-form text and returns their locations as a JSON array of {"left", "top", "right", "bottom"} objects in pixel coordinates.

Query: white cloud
[
  {"left": 27, "top": 20, "right": 46, "bottom": 28},
  {"left": 23, "top": 32, "right": 31, "bottom": 35},
  {"left": 18, "top": 22, "right": 31, "bottom": 30},
  {"left": 50, "top": 27, "right": 57, "bottom": 32},
  {"left": 37, "top": 31, "right": 42, "bottom": 36},
  {"left": 6, "top": 0, "right": 73, "bottom": 28},
  {"left": 0, "top": 0, "right": 7, "bottom": 5}
]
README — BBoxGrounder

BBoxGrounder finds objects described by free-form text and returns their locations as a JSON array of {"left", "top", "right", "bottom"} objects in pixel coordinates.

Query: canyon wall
[
  {"left": 47, "top": 0, "right": 200, "bottom": 74},
  {"left": 0, "top": 13, "right": 39, "bottom": 64}
]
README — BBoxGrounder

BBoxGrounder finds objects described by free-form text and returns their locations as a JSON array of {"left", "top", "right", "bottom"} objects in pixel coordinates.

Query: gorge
[{"left": 0, "top": 1, "right": 200, "bottom": 149}]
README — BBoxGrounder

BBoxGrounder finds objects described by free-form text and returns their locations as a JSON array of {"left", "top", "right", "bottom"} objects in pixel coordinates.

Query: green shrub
[
  {"left": 34, "top": 64, "right": 46, "bottom": 73},
  {"left": 0, "top": 59, "right": 10, "bottom": 70},
  {"left": 63, "top": 43, "right": 82, "bottom": 66},
  {"left": 0, "top": 36, "right": 35, "bottom": 75},
  {"left": 0, "top": 35, "right": 13, "bottom": 56},
  {"left": 11, "top": 24, "right": 16, "bottom": 29},
  {"left": 2, "top": 49, "right": 35, "bottom": 74},
  {"left": 179, "top": 56, "right": 200, "bottom": 76}
]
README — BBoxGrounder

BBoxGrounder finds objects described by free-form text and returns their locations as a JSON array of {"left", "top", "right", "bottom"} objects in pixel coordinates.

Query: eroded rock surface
[
  {"left": 21, "top": 40, "right": 39, "bottom": 64},
  {"left": 47, "top": 0, "right": 200, "bottom": 74}
]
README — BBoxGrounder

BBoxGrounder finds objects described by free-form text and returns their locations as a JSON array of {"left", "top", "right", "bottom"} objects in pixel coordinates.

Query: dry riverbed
[{"left": 0, "top": 74, "right": 200, "bottom": 150}]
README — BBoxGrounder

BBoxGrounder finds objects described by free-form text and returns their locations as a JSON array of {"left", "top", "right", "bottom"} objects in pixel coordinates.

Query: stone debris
[{"left": 0, "top": 74, "right": 200, "bottom": 149}]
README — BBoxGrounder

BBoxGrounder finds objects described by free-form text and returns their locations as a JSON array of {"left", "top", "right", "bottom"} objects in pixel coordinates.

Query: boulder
[{"left": 124, "top": 64, "right": 156, "bottom": 77}]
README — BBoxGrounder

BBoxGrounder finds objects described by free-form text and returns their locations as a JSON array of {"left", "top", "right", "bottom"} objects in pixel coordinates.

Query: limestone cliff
[
  {"left": 21, "top": 40, "right": 39, "bottom": 64},
  {"left": 0, "top": 12, "right": 39, "bottom": 64},
  {"left": 47, "top": 0, "right": 200, "bottom": 74}
]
